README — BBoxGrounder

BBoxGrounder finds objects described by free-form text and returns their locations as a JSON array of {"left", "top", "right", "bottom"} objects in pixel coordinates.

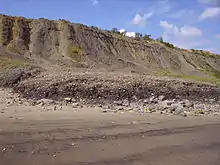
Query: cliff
[{"left": 0, "top": 14, "right": 220, "bottom": 83}]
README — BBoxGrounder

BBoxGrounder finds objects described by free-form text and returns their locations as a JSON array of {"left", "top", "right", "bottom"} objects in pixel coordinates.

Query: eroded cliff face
[{"left": 0, "top": 14, "right": 220, "bottom": 79}]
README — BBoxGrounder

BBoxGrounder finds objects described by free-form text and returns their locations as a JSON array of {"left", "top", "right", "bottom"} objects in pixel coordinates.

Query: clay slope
[{"left": 0, "top": 14, "right": 220, "bottom": 82}]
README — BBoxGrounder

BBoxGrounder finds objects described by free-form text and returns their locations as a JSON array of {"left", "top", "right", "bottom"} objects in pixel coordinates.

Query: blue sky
[{"left": 1, "top": 0, "right": 220, "bottom": 53}]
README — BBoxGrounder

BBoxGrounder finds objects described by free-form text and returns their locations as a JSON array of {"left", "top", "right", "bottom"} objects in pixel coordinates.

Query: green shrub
[
  {"left": 91, "top": 26, "right": 99, "bottom": 30},
  {"left": 162, "top": 41, "right": 175, "bottom": 48},
  {"left": 68, "top": 46, "right": 84, "bottom": 62},
  {"left": 143, "top": 34, "right": 152, "bottom": 41},
  {"left": 191, "top": 49, "right": 220, "bottom": 59},
  {"left": 0, "top": 56, "right": 28, "bottom": 72},
  {"left": 154, "top": 69, "right": 220, "bottom": 85}
]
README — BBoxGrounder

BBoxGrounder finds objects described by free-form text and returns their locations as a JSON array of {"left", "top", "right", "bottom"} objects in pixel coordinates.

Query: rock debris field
[{"left": 1, "top": 68, "right": 220, "bottom": 117}]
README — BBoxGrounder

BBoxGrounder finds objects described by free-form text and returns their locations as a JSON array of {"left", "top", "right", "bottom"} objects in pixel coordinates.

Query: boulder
[
  {"left": 116, "top": 106, "right": 124, "bottom": 111},
  {"left": 113, "top": 100, "right": 123, "bottom": 106},
  {"left": 72, "top": 103, "right": 79, "bottom": 108},
  {"left": 173, "top": 107, "right": 184, "bottom": 115},
  {"left": 158, "top": 95, "right": 165, "bottom": 101},
  {"left": 64, "top": 97, "right": 72, "bottom": 104},
  {"left": 182, "top": 100, "right": 194, "bottom": 108},
  {"left": 122, "top": 99, "right": 130, "bottom": 107},
  {"left": 149, "top": 96, "right": 158, "bottom": 104},
  {"left": 36, "top": 99, "right": 55, "bottom": 105}
]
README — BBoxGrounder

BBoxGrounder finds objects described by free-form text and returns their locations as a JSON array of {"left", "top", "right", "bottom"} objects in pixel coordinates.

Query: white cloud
[
  {"left": 216, "top": 34, "right": 220, "bottom": 38},
  {"left": 92, "top": 0, "right": 99, "bottom": 5},
  {"left": 160, "top": 21, "right": 203, "bottom": 49},
  {"left": 132, "top": 12, "right": 153, "bottom": 26},
  {"left": 160, "top": 21, "right": 174, "bottom": 29},
  {"left": 180, "top": 26, "right": 202, "bottom": 37},
  {"left": 199, "top": 7, "right": 220, "bottom": 20},
  {"left": 160, "top": 21, "right": 202, "bottom": 37}
]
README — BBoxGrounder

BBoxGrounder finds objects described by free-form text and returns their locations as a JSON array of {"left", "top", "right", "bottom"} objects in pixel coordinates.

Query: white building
[{"left": 119, "top": 29, "right": 136, "bottom": 37}]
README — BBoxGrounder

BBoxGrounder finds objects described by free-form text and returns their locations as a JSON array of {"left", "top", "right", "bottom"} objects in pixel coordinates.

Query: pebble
[
  {"left": 131, "top": 121, "right": 137, "bottom": 124},
  {"left": 102, "top": 109, "right": 107, "bottom": 113},
  {"left": 0, "top": 88, "right": 220, "bottom": 117},
  {"left": 72, "top": 103, "right": 79, "bottom": 108},
  {"left": 117, "top": 106, "right": 124, "bottom": 111},
  {"left": 114, "top": 100, "right": 123, "bottom": 106},
  {"left": 71, "top": 143, "right": 76, "bottom": 146}
]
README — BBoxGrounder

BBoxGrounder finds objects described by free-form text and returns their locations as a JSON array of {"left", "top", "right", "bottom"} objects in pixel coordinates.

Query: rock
[
  {"left": 39, "top": 102, "right": 44, "bottom": 106},
  {"left": 184, "top": 102, "right": 194, "bottom": 108},
  {"left": 144, "top": 108, "right": 156, "bottom": 113},
  {"left": 113, "top": 100, "right": 123, "bottom": 106},
  {"left": 149, "top": 96, "right": 158, "bottom": 104},
  {"left": 37, "top": 99, "right": 55, "bottom": 105},
  {"left": 162, "top": 100, "right": 174, "bottom": 106},
  {"left": 102, "top": 105, "right": 111, "bottom": 109},
  {"left": 194, "top": 109, "right": 205, "bottom": 115},
  {"left": 182, "top": 100, "right": 194, "bottom": 108},
  {"left": 116, "top": 106, "right": 124, "bottom": 111},
  {"left": 180, "top": 112, "right": 187, "bottom": 117},
  {"left": 178, "top": 101, "right": 185, "bottom": 105},
  {"left": 143, "top": 99, "right": 149, "bottom": 104},
  {"left": 102, "top": 109, "right": 107, "bottom": 113},
  {"left": 18, "top": 101, "right": 23, "bottom": 104},
  {"left": 213, "top": 112, "right": 220, "bottom": 116},
  {"left": 173, "top": 107, "right": 184, "bottom": 115},
  {"left": 185, "top": 111, "right": 194, "bottom": 116},
  {"left": 158, "top": 95, "right": 165, "bottom": 101},
  {"left": 98, "top": 104, "right": 103, "bottom": 108},
  {"left": 72, "top": 103, "right": 79, "bottom": 108},
  {"left": 71, "top": 143, "right": 76, "bottom": 146},
  {"left": 158, "top": 101, "right": 170, "bottom": 109},
  {"left": 168, "top": 107, "right": 176, "bottom": 113},
  {"left": 209, "top": 99, "right": 215, "bottom": 103},
  {"left": 171, "top": 102, "right": 184, "bottom": 109},
  {"left": 17, "top": 117, "right": 24, "bottom": 120},
  {"left": 149, "top": 96, "right": 155, "bottom": 102},
  {"left": 53, "top": 106, "right": 57, "bottom": 111},
  {"left": 7, "top": 101, "right": 12, "bottom": 105},
  {"left": 71, "top": 98, "right": 77, "bottom": 103},
  {"left": 122, "top": 100, "right": 130, "bottom": 107},
  {"left": 131, "top": 121, "right": 137, "bottom": 124},
  {"left": 64, "top": 97, "right": 72, "bottom": 104}
]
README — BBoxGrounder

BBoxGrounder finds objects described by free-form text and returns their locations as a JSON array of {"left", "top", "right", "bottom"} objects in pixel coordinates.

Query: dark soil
[
  {"left": 13, "top": 72, "right": 220, "bottom": 104},
  {"left": 0, "top": 67, "right": 43, "bottom": 88}
]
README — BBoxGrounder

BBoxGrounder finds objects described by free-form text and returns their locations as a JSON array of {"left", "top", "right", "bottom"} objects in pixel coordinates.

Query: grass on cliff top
[
  {"left": 0, "top": 55, "right": 29, "bottom": 72},
  {"left": 174, "top": 74, "right": 220, "bottom": 85},
  {"left": 191, "top": 49, "right": 220, "bottom": 59},
  {"left": 154, "top": 69, "right": 220, "bottom": 85}
]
